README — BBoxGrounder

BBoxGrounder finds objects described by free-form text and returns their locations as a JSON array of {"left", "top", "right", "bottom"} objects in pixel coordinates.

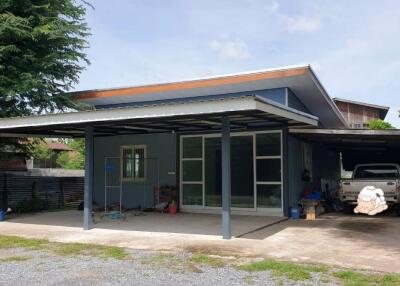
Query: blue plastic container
[
  {"left": 290, "top": 206, "right": 300, "bottom": 219},
  {"left": 307, "top": 192, "right": 322, "bottom": 200},
  {"left": 0, "top": 211, "right": 4, "bottom": 222}
]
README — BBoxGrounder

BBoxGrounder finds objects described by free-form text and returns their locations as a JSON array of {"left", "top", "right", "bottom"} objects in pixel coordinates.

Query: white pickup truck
[{"left": 339, "top": 163, "right": 400, "bottom": 215}]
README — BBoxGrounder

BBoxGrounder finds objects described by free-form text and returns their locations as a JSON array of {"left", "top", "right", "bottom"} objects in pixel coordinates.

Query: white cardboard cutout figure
[{"left": 354, "top": 186, "right": 388, "bottom": 215}]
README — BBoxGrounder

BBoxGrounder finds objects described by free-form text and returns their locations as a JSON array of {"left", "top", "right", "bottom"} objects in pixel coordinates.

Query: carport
[
  {"left": 0, "top": 95, "right": 318, "bottom": 239},
  {"left": 289, "top": 128, "right": 400, "bottom": 173}
]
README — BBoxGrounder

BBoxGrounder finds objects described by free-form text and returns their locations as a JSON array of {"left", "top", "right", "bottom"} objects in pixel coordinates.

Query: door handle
[
  {"left": 343, "top": 182, "right": 350, "bottom": 185},
  {"left": 387, "top": 182, "right": 395, "bottom": 185}
]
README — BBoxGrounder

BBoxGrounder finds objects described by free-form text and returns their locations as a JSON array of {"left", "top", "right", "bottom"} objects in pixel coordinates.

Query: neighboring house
[
  {"left": 32, "top": 141, "right": 74, "bottom": 169},
  {"left": 0, "top": 141, "right": 74, "bottom": 171},
  {"left": 333, "top": 98, "right": 389, "bottom": 129},
  {"left": 0, "top": 65, "right": 399, "bottom": 239}
]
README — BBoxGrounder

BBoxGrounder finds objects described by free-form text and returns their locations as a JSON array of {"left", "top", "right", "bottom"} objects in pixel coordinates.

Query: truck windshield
[{"left": 354, "top": 165, "right": 399, "bottom": 179}]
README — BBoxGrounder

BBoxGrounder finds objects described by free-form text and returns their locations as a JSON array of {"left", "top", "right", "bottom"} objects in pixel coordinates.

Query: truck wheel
[
  {"left": 343, "top": 203, "right": 354, "bottom": 214},
  {"left": 396, "top": 205, "right": 400, "bottom": 217}
]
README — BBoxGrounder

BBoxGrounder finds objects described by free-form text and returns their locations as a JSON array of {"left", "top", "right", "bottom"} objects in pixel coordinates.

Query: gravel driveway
[{"left": 0, "top": 247, "right": 334, "bottom": 286}]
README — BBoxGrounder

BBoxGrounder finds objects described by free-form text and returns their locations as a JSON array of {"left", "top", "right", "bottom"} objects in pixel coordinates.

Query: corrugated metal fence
[{"left": 0, "top": 173, "right": 83, "bottom": 211}]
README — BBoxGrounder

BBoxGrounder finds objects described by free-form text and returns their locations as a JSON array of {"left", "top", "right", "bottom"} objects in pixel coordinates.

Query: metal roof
[
  {"left": 332, "top": 98, "right": 390, "bottom": 111},
  {"left": 0, "top": 95, "right": 318, "bottom": 138},
  {"left": 332, "top": 97, "right": 389, "bottom": 120},
  {"left": 72, "top": 65, "right": 347, "bottom": 129},
  {"left": 289, "top": 128, "right": 400, "bottom": 150}
]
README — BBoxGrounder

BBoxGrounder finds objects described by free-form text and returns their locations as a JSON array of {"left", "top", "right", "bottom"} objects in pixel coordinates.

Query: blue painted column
[
  {"left": 83, "top": 126, "right": 94, "bottom": 230},
  {"left": 221, "top": 117, "right": 231, "bottom": 239}
]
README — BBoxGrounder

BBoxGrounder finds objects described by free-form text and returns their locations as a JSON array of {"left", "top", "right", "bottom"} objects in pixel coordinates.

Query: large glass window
[
  {"left": 181, "top": 131, "right": 282, "bottom": 211},
  {"left": 231, "top": 136, "right": 254, "bottom": 208}
]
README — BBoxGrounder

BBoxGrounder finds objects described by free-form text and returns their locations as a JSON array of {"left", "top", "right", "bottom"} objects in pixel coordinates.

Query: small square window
[{"left": 122, "top": 145, "right": 146, "bottom": 181}]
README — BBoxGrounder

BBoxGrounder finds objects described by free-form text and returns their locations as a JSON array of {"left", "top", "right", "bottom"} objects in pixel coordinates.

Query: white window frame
[
  {"left": 179, "top": 130, "right": 283, "bottom": 214},
  {"left": 255, "top": 131, "right": 283, "bottom": 211},
  {"left": 120, "top": 144, "right": 147, "bottom": 182},
  {"left": 180, "top": 136, "right": 204, "bottom": 207}
]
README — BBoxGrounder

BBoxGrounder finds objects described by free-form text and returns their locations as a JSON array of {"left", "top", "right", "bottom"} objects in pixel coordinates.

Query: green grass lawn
[
  {"left": 238, "top": 259, "right": 400, "bottom": 285},
  {"left": 238, "top": 259, "right": 328, "bottom": 281},
  {"left": 1, "top": 234, "right": 399, "bottom": 285},
  {"left": 189, "top": 253, "right": 226, "bottom": 267},
  {"left": 333, "top": 271, "right": 400, "bottom": 286},
  {"left": 0, "top": 255, "right": 31, "bottom": 262},
  {"left": 0, "top": 235, "right": 128, "bottom": 260}
]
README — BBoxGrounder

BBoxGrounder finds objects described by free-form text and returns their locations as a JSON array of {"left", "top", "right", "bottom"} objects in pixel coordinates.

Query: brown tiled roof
[{"left": 46, "top": 142, "right": 74, "bottom": 151}]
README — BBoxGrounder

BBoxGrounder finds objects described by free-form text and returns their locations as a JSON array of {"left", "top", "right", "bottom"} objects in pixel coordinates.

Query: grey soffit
[
  {"left": 289, "top": 128, "right": 400, "bottom": 149},
  {"left": 289, "top": 128, "right": 400, "bottom": 136},
  {"left": 0, "top": 95, "right": 318, "bottom": 137}
]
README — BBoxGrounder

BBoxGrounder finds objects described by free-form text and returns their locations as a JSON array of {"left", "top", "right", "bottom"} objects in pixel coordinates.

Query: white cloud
[
  {"left": 209, "top": 39, "right": 251, "bottom": 60},
  {"left": 285, "top": 16, "right": 321, "bottom": 33},
  {"left": 265, "top": 1, "right": 279, "bottom": 13},
  {"left": 264, "top": 1, "right": 322, "bottom": 33}
]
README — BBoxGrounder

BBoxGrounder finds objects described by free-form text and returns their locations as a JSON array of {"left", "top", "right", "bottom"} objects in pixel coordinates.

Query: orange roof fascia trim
[{"left": 77, "top": 67, "right": 309, "bottom": 100}]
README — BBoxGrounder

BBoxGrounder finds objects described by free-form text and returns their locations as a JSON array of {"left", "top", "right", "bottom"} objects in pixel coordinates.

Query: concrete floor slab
[
  {"left": 5, "top": 210, "right": 285, "bottom": 237},
  {"left": 0, "top": 211, "right": 399, "bottom": 273}
]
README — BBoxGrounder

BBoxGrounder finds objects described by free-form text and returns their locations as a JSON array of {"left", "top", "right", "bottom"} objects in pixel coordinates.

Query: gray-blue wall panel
[
  {"left": 288, "top": 135, "right": 306, "bottom": 208},
  {"left": 93, "top": 133, "right": 177, "bottom": 209},
  {"left": 95, "top": 88, "right": 287, "bottom": 109},
  {"left": 287, "top": 88, "right": 309, "bottom": 113}
]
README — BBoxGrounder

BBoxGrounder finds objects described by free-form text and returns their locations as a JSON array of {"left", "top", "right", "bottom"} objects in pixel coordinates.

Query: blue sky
[{"left": 76, "top": 0, "right": 400, "bottom": 127}]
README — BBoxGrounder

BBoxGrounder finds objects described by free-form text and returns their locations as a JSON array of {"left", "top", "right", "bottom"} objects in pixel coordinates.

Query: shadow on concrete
[
  {"left": 240, "top": 211, "right": 400, "bottom": 256},
  {"left": 5, "top": 210, "right": 400, "bottom": 256},
  {"left": 4, "top": 210, "right": 285, "bottom": 238}
]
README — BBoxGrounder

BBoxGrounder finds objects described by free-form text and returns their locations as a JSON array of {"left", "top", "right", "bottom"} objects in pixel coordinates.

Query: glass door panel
[
  {"left": 205, "top": 137, "right": 222, "bottom": 207},
  {"left": 231, "top": 136, "right": 254, "bottom": 208}
]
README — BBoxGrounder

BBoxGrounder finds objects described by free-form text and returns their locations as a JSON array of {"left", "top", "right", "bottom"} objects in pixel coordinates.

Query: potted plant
[{"left": 168, "top": 200, "right": 177, "bottom": 214}]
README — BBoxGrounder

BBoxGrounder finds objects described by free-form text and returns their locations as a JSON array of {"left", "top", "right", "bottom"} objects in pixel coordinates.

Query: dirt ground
[{"left": 0, "top": 210, "right": 399, "bottom": 273}]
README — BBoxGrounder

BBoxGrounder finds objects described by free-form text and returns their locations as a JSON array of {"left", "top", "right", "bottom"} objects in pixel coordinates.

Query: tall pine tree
[{"left": 0, "top": 0, "right": 90, "bottom": 118}]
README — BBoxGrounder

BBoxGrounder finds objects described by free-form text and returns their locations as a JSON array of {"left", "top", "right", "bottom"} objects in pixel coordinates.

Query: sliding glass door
[
  {"left": 204, "top": 136, "right": 254, "bottom": 208},
  {"left": 204, "top": 137, "right": 221, "bottom": 207},
  {"left": 181, "top": 131, "right": 282, "bottom": 212},
  {"left": 231, "top": 136, "right": 254, "bottom": 208}
]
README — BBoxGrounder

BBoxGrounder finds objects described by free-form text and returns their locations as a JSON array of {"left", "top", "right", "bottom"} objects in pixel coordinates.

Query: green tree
[
  {"left": 56, "top": 150, "right": 84, "bottom": 169},
  {"left": 30, "top": 139, "right": 53, "bottom": 167},
  {"left": 56, "top": 138, "right": 84, "bottom": 169},
  {"left": 0, "top": 0, "right": 90, "bottom": 118},
  {"left": 367, "top": 119, "right": 394, "bottom": 130}
]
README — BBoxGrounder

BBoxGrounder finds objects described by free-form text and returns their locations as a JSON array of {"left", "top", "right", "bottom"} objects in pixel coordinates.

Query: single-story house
[{"left": 1, "top": 65, "right": 399, "bottom": 239}]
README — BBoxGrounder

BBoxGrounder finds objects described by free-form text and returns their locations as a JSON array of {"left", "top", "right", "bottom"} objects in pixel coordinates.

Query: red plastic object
[{"left": 168, "top": 204, "right": 177, "bottom": 214}]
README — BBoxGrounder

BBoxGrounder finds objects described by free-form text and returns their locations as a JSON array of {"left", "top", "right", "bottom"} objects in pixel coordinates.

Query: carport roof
[
  {"left": 289, "top": 128, "right": 400, "bottom": 150},
  {"left": 0, "top": 94, "right": 318, "bottom": 138}
]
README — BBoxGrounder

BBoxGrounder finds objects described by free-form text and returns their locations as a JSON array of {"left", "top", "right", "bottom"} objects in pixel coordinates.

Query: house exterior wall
[
  {"left": 312, "top": 143, "right": 341, "bottom": 193},
  {"left": 90, "top": 87, "right": 316, "bottom": 216},
  {"left": 287, "top": 135, "right": 306, "bottom": 207},
  {"left": 93, "top": 133, "right": 177, "bottom": 209},
  {"left": 287, "top": 88, "right": 309, "bottom": 113}
]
